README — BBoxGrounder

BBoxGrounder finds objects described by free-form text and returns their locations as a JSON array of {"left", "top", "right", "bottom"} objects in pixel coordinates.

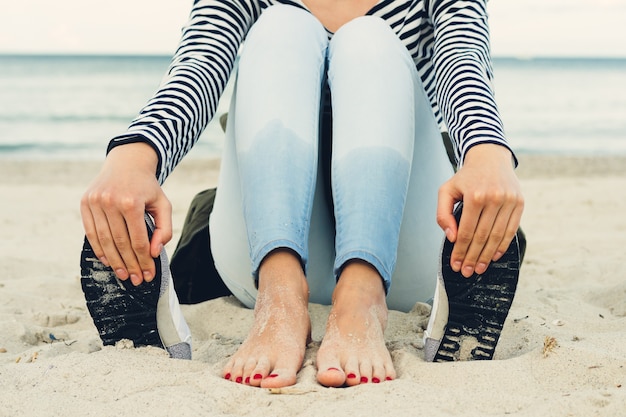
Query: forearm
[
  {"left": 430, "top": 0, "right": 515, "bottom": 166},
  {"left": 108, "top": 0, "right": 260, "bottom": 184}
]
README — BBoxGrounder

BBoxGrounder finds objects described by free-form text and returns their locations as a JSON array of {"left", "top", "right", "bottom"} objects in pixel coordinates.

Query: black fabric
[{"left": 170, "top": 188, "right": 232, "bottom": 304}]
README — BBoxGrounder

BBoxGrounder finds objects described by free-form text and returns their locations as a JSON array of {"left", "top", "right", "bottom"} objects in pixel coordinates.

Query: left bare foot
[{"left": 316, "top": 261, "right": 396, "bottom": 387}]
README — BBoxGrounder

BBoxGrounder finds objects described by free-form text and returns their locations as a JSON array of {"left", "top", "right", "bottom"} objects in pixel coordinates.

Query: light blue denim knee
[
  {"left": 234, "top": 5, "right": 328, "bottom": 279},
  {"left": 328, "top": 16, "right": 417, "bottom": 292}
]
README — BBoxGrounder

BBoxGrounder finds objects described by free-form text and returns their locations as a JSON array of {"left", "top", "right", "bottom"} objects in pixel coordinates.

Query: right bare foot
[
  {"left": 222, "top": 250, "right": 311, "bottom": 388},
  {"left": 316, "top": 261, "right": 396, "bottom": 387}
]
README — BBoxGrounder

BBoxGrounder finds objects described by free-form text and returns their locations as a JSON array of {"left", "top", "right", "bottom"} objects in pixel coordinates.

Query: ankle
[
  {"left": 335, "top": 261, "right": 386, "bottom": 303},
  {"left": 258, "top": 249, "right": 309, "bottom": 303}
]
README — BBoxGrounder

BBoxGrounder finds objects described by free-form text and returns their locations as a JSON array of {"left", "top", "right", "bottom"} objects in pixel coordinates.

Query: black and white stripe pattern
[{"left": 109, "top": 0, "right": 512, "bottom": 183}]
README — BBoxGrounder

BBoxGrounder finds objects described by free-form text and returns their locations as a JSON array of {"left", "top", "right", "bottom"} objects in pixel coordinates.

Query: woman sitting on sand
[{"left": 80, "top": 0, "right": 523, "bottom": 388}]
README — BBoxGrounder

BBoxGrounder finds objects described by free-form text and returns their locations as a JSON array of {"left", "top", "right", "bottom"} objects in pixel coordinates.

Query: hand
[
  {"left": 436, "top": 144, "right": 524, "bottom": 278},
  {"left": 80, "top": 142, "right": 172, "bottom": 286}
]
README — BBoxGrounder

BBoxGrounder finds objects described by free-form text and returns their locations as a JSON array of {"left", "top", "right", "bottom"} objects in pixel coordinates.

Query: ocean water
[
  {"left": 1, "top": 55, "right": 625, "bottom": 160},
  {"left": 492, "top": 57, "right": 626, "bottom": 155}
]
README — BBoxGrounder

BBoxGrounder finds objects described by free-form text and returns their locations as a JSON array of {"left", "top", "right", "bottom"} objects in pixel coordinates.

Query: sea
[{"left": 1, "top": 54, "right": 625, "bottom": 160}]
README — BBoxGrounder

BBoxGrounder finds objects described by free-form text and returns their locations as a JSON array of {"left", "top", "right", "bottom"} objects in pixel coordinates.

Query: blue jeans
[{"left": 210, "top": 5, "right": 454, "bottom": 312}]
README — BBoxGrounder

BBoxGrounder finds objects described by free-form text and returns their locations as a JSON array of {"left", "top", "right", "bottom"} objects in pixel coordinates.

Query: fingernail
[
  {"left": 493, "top": 251, "right": 503, "bottom": 261},
  {"left": 372, "top": 377, "right": 381, "bottom": 384},
  {"left": 130, "top": 274, "right": 142, "bottom": 286},
  {"left": 253, "top": 374, "right": 263, "bottom": 380},
  {"left": 115, "top": 269, "right": 127, "bottom": 279},
  {"left": 143, "top": 271, "right": 152, "bottom": 281},
  {"left": 463, "top": 266, "right": 474, "bottom": 277},
  {"left": 347, "top": 373, "right": 357, "bottom": 379},
  {"left": 245, "top": 377, "right": 250, "bottom": 384},
  {"left": 100, "top": 257, "right": 109, "bottom": 266},
  {"left": 476, "top": 263, "right": 487, "bottom": 274},
  {"left": 445, "top": 228, "right": 454, "bottom": 242},
  {"left": 224, "top": 373, "right": 231, "bottom": 380},
  {"left": 452, "top": 261, "right": 462, "bottom": 272},
  {"left": 235, "top": 376, "right": 243, "bottom": 383},
  {"left": 360, "top": 377, "right": 369, "bottom": 383}
]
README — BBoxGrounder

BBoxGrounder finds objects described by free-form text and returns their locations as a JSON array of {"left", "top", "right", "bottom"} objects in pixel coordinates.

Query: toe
[
  {"left": 358, "top": 359, "right": 373, "bottom": 385},
  {"left": 344, "top": 357, "right": 361, "bottom": 387},
  {"left": 260, "top": 368, "right": 298, "bottom": 389},
  {"left": 316, "top": 348, "right": 345, "bottom": 387},
  {"left": 384, "top": 360, "right": 396, "bottom": 382},
  {"left": 257, "top": 347, "right": 303, "bottom": 388},
  {"left": 229, "top": 358, "right": 246, "bottom": 384},
  {"left": 371, "top": 363, "right": 386, "bottom": 384},
  {"left": 249, "top": 357, "right": 271, "bottom": 387},
  {"left": 316, "top": 366, "right": 346, "bottom": 388},
  {"left": 242, "top": 358, "right": 258, "bottom": 386},
  {"left": 222, "top": 358, "right": 235, "bottom": 381}
]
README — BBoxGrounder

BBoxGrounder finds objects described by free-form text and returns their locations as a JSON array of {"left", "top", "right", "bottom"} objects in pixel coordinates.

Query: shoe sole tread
[
  {"left": 80, "top": 232, "right": 164, "bottom": 349},
  {"left": 433, "top": 205, "right": 520, "bottom": 362}
]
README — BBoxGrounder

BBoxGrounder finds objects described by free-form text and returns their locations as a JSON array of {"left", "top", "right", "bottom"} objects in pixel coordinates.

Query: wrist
[
  {"left": 106, "top": 142, "right": 159, "bottom": 174},
  {"left": 464, "top": 144, "right": 515, "bottom": 168}
]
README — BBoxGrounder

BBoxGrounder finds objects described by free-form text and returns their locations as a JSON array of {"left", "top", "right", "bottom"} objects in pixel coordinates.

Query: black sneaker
[
  {"left": 424, "top": 203, "right": 520, "bottom": 362},
  {"left": 80, "top": 214, "right": 192, "bottom": 359}
]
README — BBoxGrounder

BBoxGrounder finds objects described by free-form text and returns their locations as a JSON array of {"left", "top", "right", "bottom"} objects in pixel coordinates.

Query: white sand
[{"left": 0, "top": 155, "right": 624, "bottom": 416}]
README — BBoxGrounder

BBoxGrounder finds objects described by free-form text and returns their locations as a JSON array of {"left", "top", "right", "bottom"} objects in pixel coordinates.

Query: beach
[{"left": 0, "top": 154, "right": 625, "bottom": 416}]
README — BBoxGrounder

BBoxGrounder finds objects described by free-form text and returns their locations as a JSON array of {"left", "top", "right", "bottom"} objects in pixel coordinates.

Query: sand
[{"left": 0, "top": 154, "right": 624, "bottom": 416}]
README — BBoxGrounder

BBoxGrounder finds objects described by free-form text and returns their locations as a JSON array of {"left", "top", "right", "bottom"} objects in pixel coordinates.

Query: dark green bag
[{"left": 170, "top": 188, "right": 231, "bottom": 304}]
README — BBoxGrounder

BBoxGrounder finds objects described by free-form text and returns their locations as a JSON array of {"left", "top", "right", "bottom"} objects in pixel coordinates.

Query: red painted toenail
[
  {"left": 372, "top": 377, "right": 381, "bottom": 383},
  {"left": 386, "top": 377, "right": 393, "bottom": 381},
  {"left": 235, "top": 376, "right": 243, "bottom": 383},
  {"left": 245, "top": 377, "right": 250, "bottom": 384},
  {"left": 347, "top": 373, "right": 357, "bottom": 379},
  {"left": 224, "top": 373, "right": 231, "bottom": 380},
  {"left": 254, "top": 374, "right": 263, "bottom": 380},
  {"left": 267, "top": 374, "right": 279, "bottom": 378},
  {"left": 360, "top": 377, "right": 369, "bottom": 383}
]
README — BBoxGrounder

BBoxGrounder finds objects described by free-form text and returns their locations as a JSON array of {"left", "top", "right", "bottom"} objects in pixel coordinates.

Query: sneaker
[
  {"left": 80, "top": 214, "right": 192, "bottom": 359},
  {"left": 424, "top": 203, "right": 520, "bottom": 362}
]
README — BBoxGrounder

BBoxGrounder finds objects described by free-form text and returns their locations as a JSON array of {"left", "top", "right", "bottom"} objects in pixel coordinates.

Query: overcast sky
[{"left": 1, "top": 0, "right": 625, "bottom": 57}]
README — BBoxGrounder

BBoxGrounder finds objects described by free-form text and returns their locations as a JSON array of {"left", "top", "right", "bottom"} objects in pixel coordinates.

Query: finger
[
  {"left": 89, "top": 206, "right": 130, "bottom": 280},
  {"left": 436, "top": 183, "right": 461, "bottom": 243},
  {"left": 126, "top": 209, "right": 156, "bottom": 283},
  {"left": 80, "top": 195, "right": 107, "bottom": 265},
  {"left": 148, "top": 197, "right": 173, "bottom": 258},
  {"left": 85, "top": 187, "right": 131, "bottom": 279},
  {"left": 107, "top": 211, "right": 144, "bottom": 286},
  {"left": 474, "top": 204, "right": 513, "bottom": 274},
  {"left": 451, "top": 202, "right": 482, "bottom": 275},
  {"left": 493, "top": 203, "right": 524, "bottom": 261}
]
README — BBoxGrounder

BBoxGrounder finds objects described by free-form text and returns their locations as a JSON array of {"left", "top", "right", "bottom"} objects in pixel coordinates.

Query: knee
[
  {"left": 252, "top": 5, "right": 326, "bottom": 43},
  {"left": 330, "top": 16, "right": 405, "bottom": 63}
]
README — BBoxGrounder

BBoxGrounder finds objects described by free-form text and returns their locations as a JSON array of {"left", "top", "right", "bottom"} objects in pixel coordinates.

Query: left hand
[{"left": 436, "top": 144, "right": 524, "bottom": 278}]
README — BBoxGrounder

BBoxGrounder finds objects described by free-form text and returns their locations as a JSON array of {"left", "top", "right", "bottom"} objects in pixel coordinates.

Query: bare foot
[
  {"left": 222, "top": 250, "right": 311, "bottom": 388},
  {"left": 316, "top": 261, "right": 396, "bottom": 387}
]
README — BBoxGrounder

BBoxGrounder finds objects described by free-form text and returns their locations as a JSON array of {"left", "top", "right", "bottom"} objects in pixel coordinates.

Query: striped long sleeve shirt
[{"left": 108, "top": 0, "right": 514, "bottom": 184}]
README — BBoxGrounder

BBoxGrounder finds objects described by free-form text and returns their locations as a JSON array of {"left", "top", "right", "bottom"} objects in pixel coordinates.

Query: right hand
[
  {"left": 436, "top": 144, "right": 523, "bottom": 278},
  {"left": 80, "top": 142, "right": 172, "bottom": 286}
]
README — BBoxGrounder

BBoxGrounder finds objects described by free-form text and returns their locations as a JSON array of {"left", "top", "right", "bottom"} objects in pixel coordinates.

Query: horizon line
[{"left": 1, "top": 52, "right": 626, "bottom": 61}]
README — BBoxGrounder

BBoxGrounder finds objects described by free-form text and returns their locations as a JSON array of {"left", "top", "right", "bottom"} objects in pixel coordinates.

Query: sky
[{"left": 0, "top": 0, "right": 625, "bottom": 57}]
